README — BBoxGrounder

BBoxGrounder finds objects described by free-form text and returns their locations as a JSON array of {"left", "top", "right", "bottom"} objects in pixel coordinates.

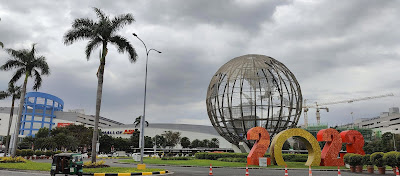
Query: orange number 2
[
  {"left": 317, "top": 128, "right": 344, "bottom": 166},
  {"left": 340, "top": 130, "right": 365, "bottom": 155},
  {"left": 247, "top": 127, "right": 270, "bottom": 165}
]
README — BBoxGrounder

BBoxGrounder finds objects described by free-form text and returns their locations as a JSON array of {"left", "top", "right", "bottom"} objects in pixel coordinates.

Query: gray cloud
[{"left": 0, "top": 0, "right": 400, "bottom": 127}]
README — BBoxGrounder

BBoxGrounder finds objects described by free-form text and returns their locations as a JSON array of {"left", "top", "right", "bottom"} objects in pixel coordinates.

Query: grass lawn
[
  {"left": 0, "top": 160, "right": 51, "bottom": 171},
  {"left": 120, "top": 158, "right": 350, "bottom": 169},
  {"left": 0, "top": 160, "right": 164, "bottom": 173}
]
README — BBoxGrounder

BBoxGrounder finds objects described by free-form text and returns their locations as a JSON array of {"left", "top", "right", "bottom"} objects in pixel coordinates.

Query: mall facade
[{"left": 0, "top": 92, "right": 232, "bottom": 150}]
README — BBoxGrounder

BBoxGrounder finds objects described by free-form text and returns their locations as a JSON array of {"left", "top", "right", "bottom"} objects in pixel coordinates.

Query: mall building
[
  {"left": 340, "top": 107, "right": 400, "bottom": 135},
  {"left": 0, "top": 92, "right": 232, "bottom": 150}
]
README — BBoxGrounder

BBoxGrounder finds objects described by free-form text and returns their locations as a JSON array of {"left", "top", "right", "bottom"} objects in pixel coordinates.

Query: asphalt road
[
  {"left": 29, "top": 158, "right": 392, "bottom": 176},
  {"left": 0, "top": 170, "right": 48, "bottom": 176}
]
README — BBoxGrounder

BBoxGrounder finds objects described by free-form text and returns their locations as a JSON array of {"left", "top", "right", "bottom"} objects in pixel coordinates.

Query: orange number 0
[
  {"left": 247, "top": 127, "right": 270, "bottom": 165},
  {"left": 317, "top": 128, "right": 344, "bottom": 166}
]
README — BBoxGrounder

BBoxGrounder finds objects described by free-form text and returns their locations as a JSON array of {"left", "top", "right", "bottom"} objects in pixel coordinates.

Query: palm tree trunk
[
  {"left": 11, "top": 73, "right": 28, "bottom": 157},
  {"left": 91, "top": 44, "right": 107, "bottom": 163},
  {"left": 4, "top": 95, "right": 16, "bottom": 155}
]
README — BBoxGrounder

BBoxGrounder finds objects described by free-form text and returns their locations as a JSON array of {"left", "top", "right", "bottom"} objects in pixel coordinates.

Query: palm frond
[
  {"left": 109, "top": 35, "right": 138, "bottom": 62},
  {"left": 34, "top": 56, "right": 50, "bottom": 75},
  {"left": 0, "top": 59, "right": 25, "bottom": 71},
  {"left": 32, "top": 69, "right": 42, "bottom": 91},
  {"left": 93, "top": 7, "right": 107, "bottom": 21},
  {"left": 111, "top": 14, "right": 134, "bottom": 33},
  {"left": 63, "top": 27, "right": 94, "bottom": 45},
  {"left": 8, "top": 83, "right": 21, "bottom": 99},
  {"left": 5, "top": 48, "right": 25, "bottom": 61},
  {"left": 0, "top": 91, "right": 10, "bottom": 100},
  {"left": 29, "top": 44, "right": 37, "bottom": 59},
  {"left": 72, "top": 18, "right": 95, "bottom": 28},
  {"left": 85, "top": 37, "right": 102, "bottom": 60},
  {"left": 9, "top": 68, "right": 26, "bottom": 85}
]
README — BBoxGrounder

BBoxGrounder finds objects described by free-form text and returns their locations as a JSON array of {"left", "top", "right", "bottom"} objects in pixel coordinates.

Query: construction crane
[{"left": 303, "top": 93, "right": 394, "bottom": 127}]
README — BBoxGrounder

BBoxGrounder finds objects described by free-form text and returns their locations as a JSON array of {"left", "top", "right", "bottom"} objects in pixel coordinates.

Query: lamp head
[
  {"left": 158, "top": 51, "right": 162, "bottom": 53},
  {"left": 132, "top": 33, "right": 137, "bottom": 37}
]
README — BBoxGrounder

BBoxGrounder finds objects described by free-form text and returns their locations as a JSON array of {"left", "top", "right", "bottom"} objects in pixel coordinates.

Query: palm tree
[
  {"left": 134, "top": 115, "right": 149, "bottom": 128},
  {"left": 63, "top": 7, "right": 137, "bottom": 162},
  {"left": 0, "top": 83, "right": 21, "bottom": 155},
  {"left": 0, "top": 44, "right": 50, "bottom": 157}
]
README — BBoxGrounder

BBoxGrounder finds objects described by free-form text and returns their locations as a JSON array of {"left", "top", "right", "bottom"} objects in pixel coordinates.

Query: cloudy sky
[{"left": 0, "top": 0, "right": 399, "bottom": 127}]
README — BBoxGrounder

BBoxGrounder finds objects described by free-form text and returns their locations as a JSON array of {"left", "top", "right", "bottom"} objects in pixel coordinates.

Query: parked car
[{"left": 97, "top": 154, "right": 108, "bottom": 157}]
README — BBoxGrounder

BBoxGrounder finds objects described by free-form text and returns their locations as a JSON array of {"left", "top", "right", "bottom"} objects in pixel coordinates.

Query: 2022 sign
[{"left": 247, "top": 127, "right": 365, "bottom": 166}]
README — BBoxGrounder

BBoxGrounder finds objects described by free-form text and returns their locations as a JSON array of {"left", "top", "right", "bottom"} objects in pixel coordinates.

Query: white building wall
[
  {"left": 0, "top": 113, "right": 17, "bottom": 138},
  {"left": 101, "top": 126, "right": 232, "bottom": 149},
  {"left": 350, "top": 107, "right": 400, "bottom": 134}
]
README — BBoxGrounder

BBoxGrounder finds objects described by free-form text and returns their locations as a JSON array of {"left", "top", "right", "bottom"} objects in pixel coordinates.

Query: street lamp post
[
  {"left": 393, "top": 132, "right": 397, "bottom": 151},
  {"left": 132, "top": 33, "right": 161, "bottom": 164}
]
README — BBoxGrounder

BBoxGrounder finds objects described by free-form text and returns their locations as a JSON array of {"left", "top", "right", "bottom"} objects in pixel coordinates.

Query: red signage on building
[
  {"left": 123, "top": 129, "right": 135, "bottom": 134},
  {"left": 57, "top": 123, "right": 73, "bottom": 127}
]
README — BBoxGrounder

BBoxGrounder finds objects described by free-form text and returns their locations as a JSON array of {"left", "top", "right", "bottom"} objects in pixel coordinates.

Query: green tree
[
  {"left": 19, "top": 136, "right": 35, "bottom": 149},
  {"left": 0, "top": 44, "right": 50, "bottom": 157},
  {"left": 53, "top": 133, "right": 77, "bottom": 151},
  {"left": 209, "top": 138, "right": 219, "bottom": 148},
  {"left": 114, "top": 137, "right": 130, "bottom": 151},
  {"left": 65, "top": 124, "right": 93, "bottom": 151},
  {"left": 99, "top": 133, "right": 114, "bottom": 153},
  {"left": 35, "top": 127, "right": 50, "bottom": 138},
  {"left": 144, "top": 136, "right": 153, "bottom": 148},
  {"left": 190, "top": 139, "right": 201, "bottom": 148},
  {"left": 162, "top": 131, "right": 181, "bottom": 148},
  {"left": 180, "top": 137, "right": 191, "bottom": 148},
  {"left": 0, "top": 83, "right": 21, "bottom": 154},
  {"left": 201, "top": 139, "right": 210, "bottom": 148},
  {"left": 134, "top": 116, "right": 149, "bottom": 128},
  {"left": 63, "top": 7, "right": 137, "bottom": 162},
  {"left": 130, "top": 131, "right": 140, "bottom": 148},
  {"left": 153, "top": 135, "right": 166, "bottom": 148}
]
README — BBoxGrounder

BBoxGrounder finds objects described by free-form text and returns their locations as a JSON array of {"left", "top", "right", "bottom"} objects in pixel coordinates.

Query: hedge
[
  {"left": 343, "top": 153, "right": 353, "bottom": 164},
  {"left": 383, "top": 151, "right": 400, "bottom": 167},
  {"left": 195, "top": 152, "right": 248, "bottom": 160},
  {"left": 349, "top": 154, "right": 363, "bottom": 166},
  {"left": 363, "top": 154, "right": 372, "bottom": 165},
  {"left": 371, "top": 152, "right": 385, "bottom": 167},
  {"left": 217, "top": 157, "right": 247, "bottom": 163},
  {"left": 195, "top": 152, "right": 308, "bottom": 162},
  {"left": 161, "top": 157, "right": 193, "bottom": 160}
]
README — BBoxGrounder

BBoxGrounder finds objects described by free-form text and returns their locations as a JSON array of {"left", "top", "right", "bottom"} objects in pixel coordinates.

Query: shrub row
[
  {"left": 0, "top": 156, "right": 26, "bottom": 163},
  {"left": 195, "top": 152, "right": 248, "bottom": 160},
  {"left": 161, "top": 157, "right": 193, "bottom": 160},
  {"left": 15, "top": 149, "right": 63, "bottom": 157},
  {"left": 83, "top": 160, "right": 109, "bottom": 168},
  {"left": 344, "top": 151, "right": 400, "bottom": 168},
  {"left": 194, "top": 152, "right": 308, "bottom": 162},
  {"left": 217, "top": 157, "right": 247, "bottom": 163}
]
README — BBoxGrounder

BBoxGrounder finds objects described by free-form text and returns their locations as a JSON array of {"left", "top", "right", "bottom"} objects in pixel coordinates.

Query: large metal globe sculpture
[{"left": 206, "top": 54, "right": 302, "bottom": 148}]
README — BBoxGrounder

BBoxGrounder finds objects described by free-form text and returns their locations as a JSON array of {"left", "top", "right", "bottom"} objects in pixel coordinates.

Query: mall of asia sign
[{"left": 247, "top": 127, "right": 365, "bottom": 166}]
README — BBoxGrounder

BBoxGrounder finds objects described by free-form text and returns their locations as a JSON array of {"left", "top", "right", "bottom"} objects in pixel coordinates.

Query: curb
[
  {"left": 116, "top": 162, "right": 354, "bottom": 171},
  {"left": 83, "top": 170, "right": 170, "bottom": 175}
]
